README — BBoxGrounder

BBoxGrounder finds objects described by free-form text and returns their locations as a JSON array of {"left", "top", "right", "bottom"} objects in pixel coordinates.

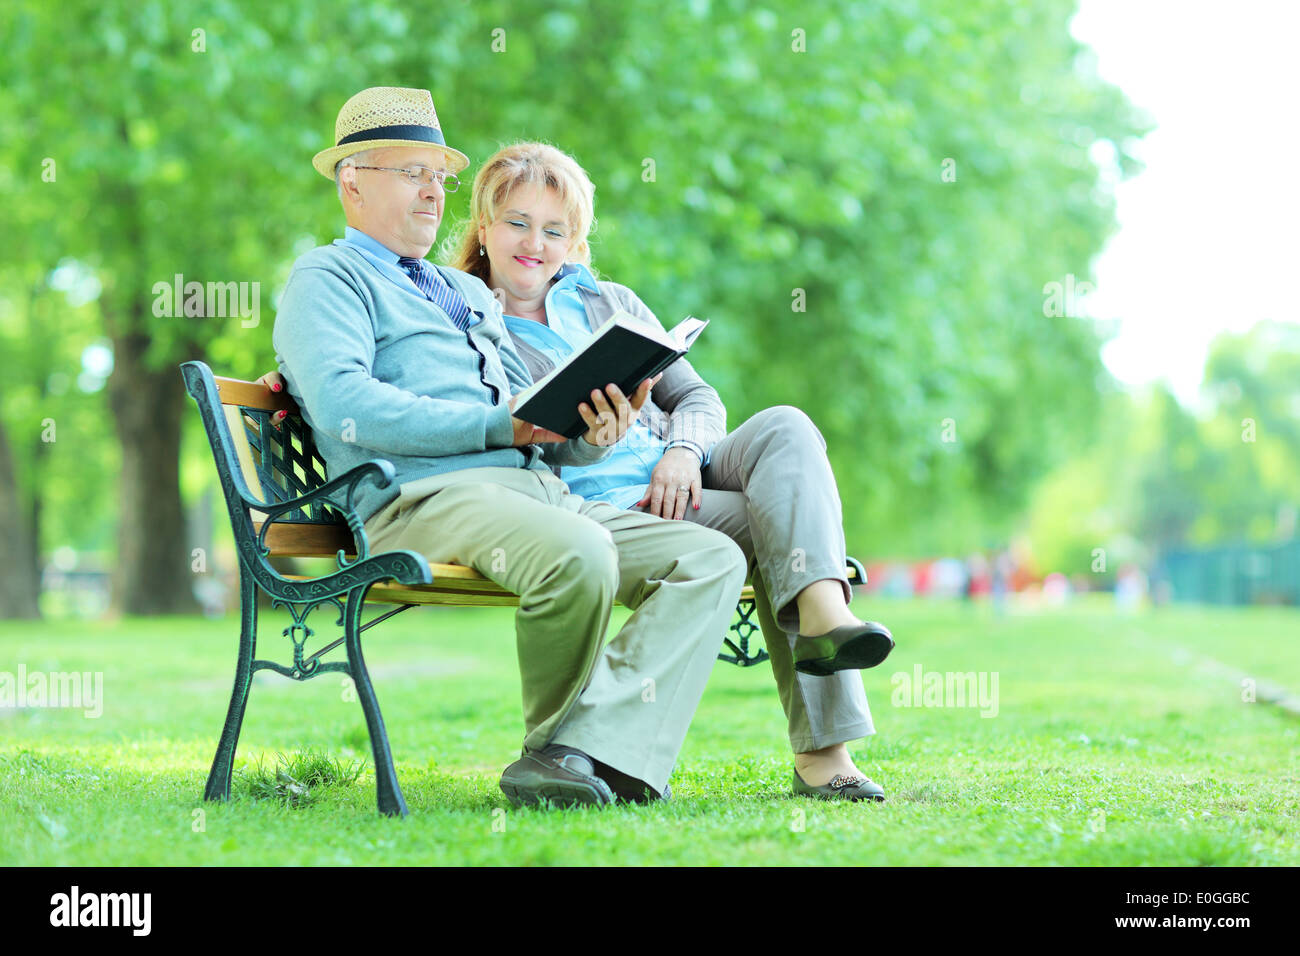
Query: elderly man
[{"left": 273, "top": 86, "right": 747, "bottom": 808}]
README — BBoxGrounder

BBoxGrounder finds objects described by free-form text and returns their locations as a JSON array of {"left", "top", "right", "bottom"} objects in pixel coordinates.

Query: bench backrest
[{"left": 181, "top": 361, "right": 354, "bottom": 558}]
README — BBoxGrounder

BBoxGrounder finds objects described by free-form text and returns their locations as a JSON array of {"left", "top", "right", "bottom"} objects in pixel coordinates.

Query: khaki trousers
[
  {"left": 635, "top": 406, "right": 875, "bottom": 753},
  {"left": 364, "top": 466, "right": 747, "bottom": 794}
]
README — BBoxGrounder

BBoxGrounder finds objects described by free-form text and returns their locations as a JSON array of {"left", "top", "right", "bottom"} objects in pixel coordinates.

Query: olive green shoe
[
  {"left": 793, "top": 621, "right": 895, "bottom": 676},
  {"left": 792, "top": 768, "right": 886, "bottom": 802}
]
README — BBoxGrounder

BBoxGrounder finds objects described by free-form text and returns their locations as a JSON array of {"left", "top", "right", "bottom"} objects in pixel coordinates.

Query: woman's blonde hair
[{"left": 447, "top": 141, "right": 597, "bottom": 282}]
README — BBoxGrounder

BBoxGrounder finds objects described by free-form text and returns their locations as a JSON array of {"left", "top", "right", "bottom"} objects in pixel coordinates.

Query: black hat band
[{"left": 338, "top": 124, "right": 447, "bottom": 147}]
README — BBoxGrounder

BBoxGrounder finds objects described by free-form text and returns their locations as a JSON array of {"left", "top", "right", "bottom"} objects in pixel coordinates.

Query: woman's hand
[
  {"left": 257, "top": 370, "right": 291, "bottom": 428},
  {"left": 574, "top": 373, "right": 662, "bottom": 447},
  {"left": 638, "top": 445, "right": 702, "bottom": 519}
]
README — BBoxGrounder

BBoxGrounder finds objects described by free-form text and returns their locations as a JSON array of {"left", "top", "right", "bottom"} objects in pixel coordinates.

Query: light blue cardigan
[{"left": 272, "top": 242, "right": 609, "bottom": 521}]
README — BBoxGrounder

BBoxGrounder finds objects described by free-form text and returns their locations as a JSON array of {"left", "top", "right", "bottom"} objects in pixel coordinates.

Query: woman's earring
[{"left": 479, "top": 245, "right": 485, "bottom": 257}]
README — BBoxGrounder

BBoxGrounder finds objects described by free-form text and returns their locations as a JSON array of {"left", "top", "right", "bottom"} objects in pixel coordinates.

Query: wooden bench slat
[
  {"left": 263, "top": 515, "right": 859, "bottom": 608},
  {"left": 283, "top": 572, "right": 760, "bottom": 608},
  {"left": 214, "top": 376, "right": 299, "bottom": 413},
  {"left": 368, "top": 584, "right": 763, "bottom": 607},
  {"left": 256, "top": 520, "right": 859, "bottom": 578},
  {"left": 368, "top": 584, "right": 522, "bottom": 607},
  {"left": 256, "top": 521, "right": 355, "bottom": 557}
]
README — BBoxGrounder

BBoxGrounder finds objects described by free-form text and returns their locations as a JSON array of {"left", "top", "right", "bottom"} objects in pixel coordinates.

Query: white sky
[{"left": 1070, "top": 0, "right": 1300, "bottom": 406}]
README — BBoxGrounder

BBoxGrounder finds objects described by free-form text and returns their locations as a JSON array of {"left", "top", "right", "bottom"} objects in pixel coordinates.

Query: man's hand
[
  {"left": 575, "top": 373, "right": 662, "bottom": 447},
  {"left": 637, "top": 445, "right": 702, "bottom": 520},
  {"left": 507, "top": 393, "right": 568, "bottom": 446}
]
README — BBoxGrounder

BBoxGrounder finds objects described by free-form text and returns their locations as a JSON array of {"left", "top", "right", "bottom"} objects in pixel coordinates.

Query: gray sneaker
[{"left": 499, "top": 744, "right": 615, "bottom": 809}]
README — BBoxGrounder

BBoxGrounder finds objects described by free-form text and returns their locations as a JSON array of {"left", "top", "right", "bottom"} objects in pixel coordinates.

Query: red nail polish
[{"left": 271, "top": 382, "right": 281, "bottom": 392}]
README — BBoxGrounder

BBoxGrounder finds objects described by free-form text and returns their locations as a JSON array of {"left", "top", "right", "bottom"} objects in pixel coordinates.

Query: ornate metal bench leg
[
  {"left": 205, "top": 570, "right": 258, "bottom": 803},
  {"left": 719, "top": 596, "right": 769, "bottom": 667},
  {"left": 343, "top": 586, "right": 409, "bottom": 817}
]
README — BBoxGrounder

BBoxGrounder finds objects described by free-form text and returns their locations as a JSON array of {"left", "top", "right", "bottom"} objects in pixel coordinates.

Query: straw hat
[{"left": 312, "top": 86, "right": 470, "bottom": 180}]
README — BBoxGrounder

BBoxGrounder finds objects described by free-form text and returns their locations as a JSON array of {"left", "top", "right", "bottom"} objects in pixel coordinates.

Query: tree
[
  {"left": 431, "top": 0, "right": 1149, "bottom": 554},
  {"left": 2, "top": 0, "right": 1149, "bottom": 615},
  {"left": 3, "top": 0, "right": 422, "bottom": 612},
  {"left": 1024, "top": 320, "right": 1300, "bottom": 574}
]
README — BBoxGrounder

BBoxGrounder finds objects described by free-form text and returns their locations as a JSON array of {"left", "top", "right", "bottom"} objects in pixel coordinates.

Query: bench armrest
[{"left": 253, "top": 460, "right": 396, "bottom": 567}]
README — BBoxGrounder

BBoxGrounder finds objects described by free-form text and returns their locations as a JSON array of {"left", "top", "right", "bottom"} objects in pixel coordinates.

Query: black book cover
[{"left": 511, "top": 311, "right": 708, "bottom": 438}]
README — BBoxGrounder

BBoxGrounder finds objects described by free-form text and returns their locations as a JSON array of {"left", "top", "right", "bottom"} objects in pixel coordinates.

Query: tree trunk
[
  {"left": 107, "top": 329, "right": 200, "bottom": 615},
  {"left": 0, "top": 417, "right": 42, "bottom": 618}
]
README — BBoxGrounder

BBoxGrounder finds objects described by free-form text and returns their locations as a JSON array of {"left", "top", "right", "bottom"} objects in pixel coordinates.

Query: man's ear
[{"left": 342, "top": 167, "right": 362, "bottom": 205}]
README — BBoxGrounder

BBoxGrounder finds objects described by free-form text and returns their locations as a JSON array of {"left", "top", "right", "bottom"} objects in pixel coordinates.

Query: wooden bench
[{"left": 181, "top": 360, "right": 865, "bottom": 815}]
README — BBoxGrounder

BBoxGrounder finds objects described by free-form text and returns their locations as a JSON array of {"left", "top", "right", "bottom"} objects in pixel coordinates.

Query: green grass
[
  {"left": 239, "top": 749, "right": 368, "bottom": 807},
  {"left": 1, "top": 597, "right": 1297, "bottom": 865}
]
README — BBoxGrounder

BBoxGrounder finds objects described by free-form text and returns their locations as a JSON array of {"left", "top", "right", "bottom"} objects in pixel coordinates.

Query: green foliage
[
  {"left": 0, "top": 0, "right": 1147, "bottom": 568},
  {"left": 0, "top": 276, "right": 119, "bottom": 561},
  {"left": 485, "top": 0, "right": 1149, "bottom": 555},
  {"left": 1025, "top": 320, "right": 1300, "bottom": 572}
]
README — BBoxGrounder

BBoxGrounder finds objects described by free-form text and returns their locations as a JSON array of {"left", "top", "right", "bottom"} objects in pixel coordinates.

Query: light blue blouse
[{"left": 504, "top": 264, "right": 669, "bottom": 509}]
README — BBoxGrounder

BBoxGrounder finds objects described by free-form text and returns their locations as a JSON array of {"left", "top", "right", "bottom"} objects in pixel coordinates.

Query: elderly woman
[{"left": 448, "top": 142, "right": 896, "bottom": 801}]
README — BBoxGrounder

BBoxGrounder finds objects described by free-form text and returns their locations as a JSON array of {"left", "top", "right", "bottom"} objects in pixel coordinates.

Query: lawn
[{"left": 2, "top": 597, "right": 1297, "bottom": 866}]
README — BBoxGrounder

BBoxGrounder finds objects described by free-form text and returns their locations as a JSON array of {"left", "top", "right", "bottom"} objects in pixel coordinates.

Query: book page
[{"left": 669, "top": 316, "right": 708, "bottom": 349}]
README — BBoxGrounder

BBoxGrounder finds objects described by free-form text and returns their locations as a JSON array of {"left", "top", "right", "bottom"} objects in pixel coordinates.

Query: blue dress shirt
[{"left": 339, "top": 227, "right": 482, "bottom": 328}]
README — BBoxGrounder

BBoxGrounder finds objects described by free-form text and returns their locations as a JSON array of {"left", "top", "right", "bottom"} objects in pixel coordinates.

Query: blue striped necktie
[{"left": 398, "top": 257, "right": 473, "bottom": 332}]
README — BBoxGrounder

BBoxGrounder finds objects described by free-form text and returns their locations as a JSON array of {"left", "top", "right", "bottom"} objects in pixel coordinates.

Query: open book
[{"left": 511, "top": 310, "right": 708, "bottom": 439}]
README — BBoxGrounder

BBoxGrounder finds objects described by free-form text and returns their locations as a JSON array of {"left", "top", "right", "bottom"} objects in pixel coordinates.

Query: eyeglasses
[{"left": 351, "top": 164, "right": 460, "bottom": 192}]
